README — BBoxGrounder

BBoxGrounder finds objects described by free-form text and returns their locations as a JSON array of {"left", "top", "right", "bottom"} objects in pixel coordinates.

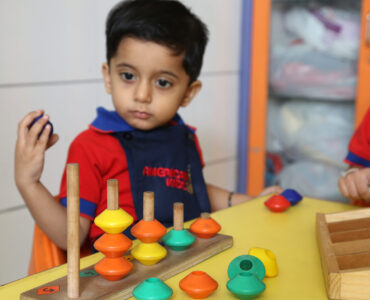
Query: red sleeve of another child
[{"left": 344, "top": 109, "right": 370, "bottom": 167}]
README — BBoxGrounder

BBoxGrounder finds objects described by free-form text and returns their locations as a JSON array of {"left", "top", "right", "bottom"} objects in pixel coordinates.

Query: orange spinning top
[
  {"left": 190, "top": 212, "right": 221, "bottom": 238},
  {"left": 180, "top": 271, "right": 218, "bottom": 299},
  {"left": 131, "top": 191, "right": 166, "bottom": 242}
]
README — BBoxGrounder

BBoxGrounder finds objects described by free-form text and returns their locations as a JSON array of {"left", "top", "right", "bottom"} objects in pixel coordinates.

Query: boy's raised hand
[
  {"left": 338, "top": 167, "right": 370, "bottom": 204},
  {"left": 15, "top": 110, "right": 59, "bottom": 189},
  {"left": 258, "top": 185, "right": 283, "bottom": 197}
]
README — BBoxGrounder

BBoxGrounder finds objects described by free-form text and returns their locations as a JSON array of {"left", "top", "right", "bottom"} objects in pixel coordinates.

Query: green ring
[{"left": 228, "top": 255, "right": 265, "bottom": 280}]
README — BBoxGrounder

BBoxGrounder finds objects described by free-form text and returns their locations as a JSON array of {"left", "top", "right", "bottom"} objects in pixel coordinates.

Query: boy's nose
[{"left": 134, "top": 80, "right": 152, "bottom": 103}]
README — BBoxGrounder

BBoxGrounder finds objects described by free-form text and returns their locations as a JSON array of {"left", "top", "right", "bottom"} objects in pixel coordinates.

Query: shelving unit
[{"left": 239, "top": 0, "right": 370, "bottom": 199}]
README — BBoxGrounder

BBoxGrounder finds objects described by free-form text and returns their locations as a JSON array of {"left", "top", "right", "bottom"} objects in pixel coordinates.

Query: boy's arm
[
  {"left": 15, "top": 111, "right": 90, "bottom": 250},
  {"left": 206, "top": 183, "right": 282, "bottom": 212}
]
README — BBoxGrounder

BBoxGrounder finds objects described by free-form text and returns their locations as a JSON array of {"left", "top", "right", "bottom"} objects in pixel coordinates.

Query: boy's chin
[
  {"left": 128, "top": 117, "right": 172, "bottom": 131},
  {"left": 128, "top": 120, "right": 157, "bottom": 131}
]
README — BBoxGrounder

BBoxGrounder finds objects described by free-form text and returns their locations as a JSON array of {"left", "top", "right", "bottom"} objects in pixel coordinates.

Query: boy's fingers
[
  {"left": 346, "top": 175, "right": 360, "bottom": 200},
  {"left": 37, "top": 123, "right": 52, "bottom": 148},
  {"left": 259, "top": 185, "right": 282, "bottom": 197},
  {"left": 17, "top": 110, "right": 44, "bottom": 141},
  {"left": 27, "top": 114, "right": 50, "bottom": 146},
  {"left": 46, "top": 134, "right": 59, "bottom": 149},
  {"left": 338, "top": 177, "right": 349, "bottom": 198},
  {"left": 354, "top": 173, "right": 370, "bottom": 201}
]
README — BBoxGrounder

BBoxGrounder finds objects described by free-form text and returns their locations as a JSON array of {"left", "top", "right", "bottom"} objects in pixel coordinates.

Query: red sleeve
[
  {"left": 344, "top": 108, "right": 370, "bottom": 167},
  {"left": 58, "top": 133, "right": 103, "bottom": 220}
]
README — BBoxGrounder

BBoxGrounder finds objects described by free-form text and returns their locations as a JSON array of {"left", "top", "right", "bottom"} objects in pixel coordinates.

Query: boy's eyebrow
[
  {"left": 115, "top": 62, "right": 179, "bottom": 79},
  {"left": 158, "top": 70, "right": 179, "bottom": 79}
]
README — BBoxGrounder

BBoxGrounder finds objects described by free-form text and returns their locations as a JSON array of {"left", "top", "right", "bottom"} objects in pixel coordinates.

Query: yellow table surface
[{"left": 0, "top": 196, "right": 355, "bottom": 299}]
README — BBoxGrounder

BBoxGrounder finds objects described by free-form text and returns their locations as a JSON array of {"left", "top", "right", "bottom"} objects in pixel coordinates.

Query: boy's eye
[
  {"left": 121, "top": 72, "right": 135, "bottom": 81},
  {"left": 156, "top": 79, "right": 172, "bottom": 88}
]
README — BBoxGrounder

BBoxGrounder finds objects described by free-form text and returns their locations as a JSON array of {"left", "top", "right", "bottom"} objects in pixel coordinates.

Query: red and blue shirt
[
  {"left": 58, "top": 107, "right": 210, "bottom": 244},
  {"left": 344, "top": 108, "right": 370, "bottom": 168}
]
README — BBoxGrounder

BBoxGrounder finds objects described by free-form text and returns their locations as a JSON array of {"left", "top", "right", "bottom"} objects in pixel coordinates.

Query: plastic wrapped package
[
  {"left": 269, "top": 43, "right": 357, "bottom": 100},
  {"left": 267, "top": 99, "right": 354, "bottom": 167},
  {"left": 269, "top": 6, "right": 359, "bottom": 100},
  {"left": 284, "top": 7, "right": 360, "bottom": 60},
  {"left": 274, "top": 160, "right": 347, "bottom": 202},
  {"left": 266, "top": 98, "right": 285, "bottom": 154}
]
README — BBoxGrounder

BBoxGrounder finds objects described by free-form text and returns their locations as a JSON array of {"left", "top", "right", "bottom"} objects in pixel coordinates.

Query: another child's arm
[
  {"left": 207, "top": 183, "right": 282, "bottom": 212},
  {"left": 338, "top": 167, "right": 370, "bottom": 204},
  {"left": 14, "top": 110, "right": 90, "bottom": 250}
]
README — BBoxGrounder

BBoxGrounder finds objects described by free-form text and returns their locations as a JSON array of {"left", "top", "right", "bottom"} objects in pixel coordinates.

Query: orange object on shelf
[
  {"left": 131, "top": 219, "right": 167, "bottom": 243},
  {"left": 94, "top": 256, "right": 133, "bottom": 281},
  {"left": 190, "top": 213, "right": 221, "bottom": 238},
  {"left": 94, "top": 233, "right": 132, "bottom": 257},
  {"left": 179, "top": 271, "right": 218, "bottom": 299}
]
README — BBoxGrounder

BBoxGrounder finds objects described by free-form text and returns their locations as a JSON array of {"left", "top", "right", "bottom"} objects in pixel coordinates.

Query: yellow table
[{"left": 0, "top": 196, "right": 354, "bottom": 299}]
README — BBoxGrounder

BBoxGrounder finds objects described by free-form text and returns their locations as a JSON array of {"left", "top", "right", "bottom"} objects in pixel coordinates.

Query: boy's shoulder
[{"left": 69, "top": 127, "right": 122, "bottom": 156}]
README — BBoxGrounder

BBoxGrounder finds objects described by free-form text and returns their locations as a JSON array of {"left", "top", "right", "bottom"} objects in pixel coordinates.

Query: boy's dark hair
[{"left": 106, "top": 0, "right": 209, "bottom": 83}]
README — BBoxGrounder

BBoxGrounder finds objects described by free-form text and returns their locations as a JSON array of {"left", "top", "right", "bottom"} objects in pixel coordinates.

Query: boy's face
[{"left": 102, "top": 37, "right": 201, "bottom": 130}]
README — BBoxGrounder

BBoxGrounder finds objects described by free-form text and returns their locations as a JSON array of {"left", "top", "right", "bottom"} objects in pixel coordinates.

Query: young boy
[
  {"left": 338, "top": 108, "right": 370, "bottom": 205},
  {"left": 15, "top": 0, "right": 281, "bottom": 250}
]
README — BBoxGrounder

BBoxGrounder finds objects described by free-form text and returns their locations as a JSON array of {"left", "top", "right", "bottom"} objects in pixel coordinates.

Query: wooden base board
[
  {"left": 21, "top": 233, "right": 233, "bottom": 300},
  {"left": 317, "top": 208, "right": 370, "bottom": 300}
]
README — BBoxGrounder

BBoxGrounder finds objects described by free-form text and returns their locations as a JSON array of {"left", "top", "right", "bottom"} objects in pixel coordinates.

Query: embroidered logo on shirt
[{"left": 142, "top": 166, "right": 192, "bottom": 192}]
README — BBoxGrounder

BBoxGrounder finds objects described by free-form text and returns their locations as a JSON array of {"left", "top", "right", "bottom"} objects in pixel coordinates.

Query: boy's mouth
[{"left": 132, "top": 111, "right": 151, "bottom": 119}]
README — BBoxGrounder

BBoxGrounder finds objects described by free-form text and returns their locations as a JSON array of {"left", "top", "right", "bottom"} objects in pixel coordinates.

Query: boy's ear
[
  {"left": 102, "top": 63, "right": 112, "bottom": 94},
  {"left": 181, "top": 80, "right": 202, "bottom": 107}
]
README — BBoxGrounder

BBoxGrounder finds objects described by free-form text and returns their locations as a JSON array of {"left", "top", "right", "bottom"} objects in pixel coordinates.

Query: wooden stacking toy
[
  {"left": 67, "top": 163, "right": 81, "bottom": 299},
  {"left": 162, "top": 202, "right": 195, "bottom": 251},
  {"left": 20, "top": 178, "right": 233, "bottom": 299},
  {"left": 179, "top": 271, "right": 218, "bottom": 299},
  {"left": 131, "top": 191, "right": 167, "bottom": 265},
  {"left": 94, "top": 179, "right": 134, "bottom": 281},
  {"left": 190, "top": 212, "right": 221, "bottom": 238}
]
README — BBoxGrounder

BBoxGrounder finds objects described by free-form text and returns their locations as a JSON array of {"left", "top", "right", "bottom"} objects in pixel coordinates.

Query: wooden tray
[
  {"left": 21, "top": 233, "right": 233, "bottom": 300},
  {"left": 317, "top": 208, "right": 370, "bottom": 300}
]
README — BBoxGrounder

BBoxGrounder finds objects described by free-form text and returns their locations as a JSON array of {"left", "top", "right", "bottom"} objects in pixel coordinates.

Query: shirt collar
[{"left": 89, "top": 107, "right": 186, "bottom": 133}]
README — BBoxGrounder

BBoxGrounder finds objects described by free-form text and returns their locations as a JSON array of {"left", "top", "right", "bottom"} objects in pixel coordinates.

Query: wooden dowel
[
  {"left": 143, "top": 191, "right": 154, "bottom": 221},
  {"left": 173, "top": 202, "right": 184, "bottom": 231},
  {"left": 201, "top": 212, "right": 210, "bottom": 220},
  {"left": 107, "top": 179, "right": 119, "bottom": 210},
  {"left": 67, "top": 163, "right": 80, "bottom": 298}
]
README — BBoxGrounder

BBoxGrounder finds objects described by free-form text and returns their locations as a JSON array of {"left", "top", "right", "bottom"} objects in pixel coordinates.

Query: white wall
[{"left": 0, "top": 0, "right": 242, "bottom": 284}]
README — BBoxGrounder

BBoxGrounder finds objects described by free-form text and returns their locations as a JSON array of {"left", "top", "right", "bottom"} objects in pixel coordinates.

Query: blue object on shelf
[{"left": 281, "top": 189, "right": 303, "bottom": 206}]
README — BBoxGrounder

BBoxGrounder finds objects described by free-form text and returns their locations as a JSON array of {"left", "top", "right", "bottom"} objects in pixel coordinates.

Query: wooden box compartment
[{"left": 317, "top": 208, "right": 370, "bottom": 300}]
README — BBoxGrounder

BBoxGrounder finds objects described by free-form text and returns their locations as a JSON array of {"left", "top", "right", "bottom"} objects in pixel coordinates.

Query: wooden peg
[
  {"left": 107, "top": 179, "right": 119, "bottom": 210},
  {"left": 67, "top": 163, "right": 80, "bottom": 298},
  {"left": 174, "top": 202, "right": 184, "bottom": 231},
  {"left": 143, "top": 191, "right": 154, "bottom": 221},
  {"left": 201, "top": 212, "right": 210, "bottom": 220}
]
